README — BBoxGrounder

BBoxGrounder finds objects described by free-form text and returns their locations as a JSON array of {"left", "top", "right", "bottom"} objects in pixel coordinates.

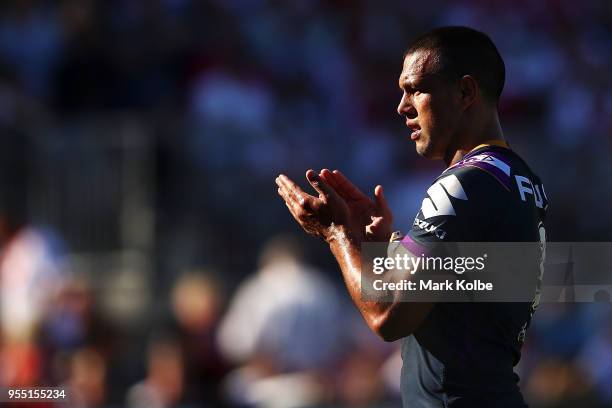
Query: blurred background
[{"left": 0, "top": 0, "right": 611, "bottom": 407}]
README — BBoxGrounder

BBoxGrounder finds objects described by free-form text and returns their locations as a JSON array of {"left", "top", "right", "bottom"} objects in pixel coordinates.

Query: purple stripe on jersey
[
  {"left": 464, "top": 163, "right": 512, "bottom": 190},
  {"left": 401, "top": 234, "right": 430, "bottom": 256},
  {"left": 450, "top": 151, "right": 513, "bottom": 190}
]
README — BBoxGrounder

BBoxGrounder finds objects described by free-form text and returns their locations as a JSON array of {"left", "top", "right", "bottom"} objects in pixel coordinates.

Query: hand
[
  {"left": 276, "top": 170, "right": 350, "bottom": 241},
  {"left": 319, "top": 169, "right": 393, "bottom": 242}
]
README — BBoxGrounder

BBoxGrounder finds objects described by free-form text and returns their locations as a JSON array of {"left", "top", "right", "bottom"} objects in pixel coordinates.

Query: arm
[
  {"left": 326, "top": 224, "right": 433, "bottom": 341},
  {"left": 276, "top": 170, "right": 432, "bottom": 341}
]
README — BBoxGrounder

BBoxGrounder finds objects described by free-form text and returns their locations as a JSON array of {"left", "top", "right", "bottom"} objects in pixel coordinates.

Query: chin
[
  {"left": 415, "top": 141, "right": 435, "bottom": 158},
  {"left": 415, "top": 136, "right": 444, "bottom": 160}
]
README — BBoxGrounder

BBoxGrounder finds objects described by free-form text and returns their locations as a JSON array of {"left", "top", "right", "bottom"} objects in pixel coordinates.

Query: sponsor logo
[
  {"left": 515, "top": 175, "right": 546, "bottom": 209},
  {"left": 413, "top": 218, "right": 447, "bottom": 240}
]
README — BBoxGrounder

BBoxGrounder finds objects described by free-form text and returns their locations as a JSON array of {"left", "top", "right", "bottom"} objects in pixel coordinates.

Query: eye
[{"left": 403, "top": 87, "right": 416, "bottom": 97}]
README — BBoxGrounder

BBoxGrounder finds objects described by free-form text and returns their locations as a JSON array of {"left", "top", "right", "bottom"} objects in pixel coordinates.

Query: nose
[{"left": 397, "top": 92, "right": 416, "bottom": 119}]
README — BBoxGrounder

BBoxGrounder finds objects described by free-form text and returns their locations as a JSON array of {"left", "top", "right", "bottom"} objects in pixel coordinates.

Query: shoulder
[
  {"left": 443, "top": 148, "right": 515, "bottom": 194},
  {"left": 422, "top": 158, "right": 512, "bottom": 221},
  {"left": 449, "top": 147, "right": 548, "bottom": 212},
  {"left": 409, "top": 165, "right": 507, "bottom": 242},
  {"left": 409, "top": 147, "right": 545, "bottom": 242}
]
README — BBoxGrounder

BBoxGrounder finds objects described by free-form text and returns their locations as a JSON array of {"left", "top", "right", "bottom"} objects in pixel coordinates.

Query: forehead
[{"left": 399, "top": 49, "right": 439, "bottom": 84}]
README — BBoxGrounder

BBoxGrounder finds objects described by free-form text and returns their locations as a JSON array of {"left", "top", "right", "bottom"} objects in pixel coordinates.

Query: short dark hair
[{"left": 405, "top": 26, "right": 505, "bottom": 103}]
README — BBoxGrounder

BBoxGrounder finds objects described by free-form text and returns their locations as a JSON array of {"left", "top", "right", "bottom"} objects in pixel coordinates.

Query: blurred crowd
[{"left": 0, "top": 0, "right": 611, "bottom": 407}]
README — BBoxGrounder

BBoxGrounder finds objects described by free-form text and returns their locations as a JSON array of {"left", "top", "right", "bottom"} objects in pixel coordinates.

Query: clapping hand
[
  {"left": 319, "top": 169, "right": 393, "bottom": 242},
  {"left": 276, "top": 170, "right": 351, "bottom": 241},
  {"left": 276, "top": 169, "right": 393, "bottom": 243}
]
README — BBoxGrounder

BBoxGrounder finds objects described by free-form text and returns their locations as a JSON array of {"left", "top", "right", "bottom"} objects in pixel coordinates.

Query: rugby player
[{"left": 276, "top": 26, "right": 547, "bottom": 407}]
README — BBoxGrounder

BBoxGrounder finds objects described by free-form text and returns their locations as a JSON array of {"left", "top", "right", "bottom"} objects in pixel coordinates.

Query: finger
[
  {"left": 319, "top": 168, "right": 336, "bottom": 188},
  {"left": 279, "top": 187, "right": 313, "bottom": 225},
  {"left": 306, "top": 169, "right": 337, "bottom": 200},
  {"left": 331, "top": 170, "right": 370, "bottom": 201},
  {"left": 276, "top": 174, "right": 314, "bottom": 206},
  {"left": 374, "top": 185, "right": 391, "bottom": 215},
  {"left": 276, "top": 174, "right": 302, "bottom": 195},
  {"left": 321, "top": 169, "right": 355, "bottom": 203},
  {"left": 277, "top": 183, "right": 297, "bottom": 206},
  {"left": 278, "top": 184, "right": 313, "bottom": 221},
  {"left": 277, "top": 186, "right": 294, "bottom": 205}
]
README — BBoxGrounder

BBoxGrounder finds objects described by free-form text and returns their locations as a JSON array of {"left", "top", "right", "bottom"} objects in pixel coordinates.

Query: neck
[{"left": 444, "top": 112, "right": 505, "bottom": 167}]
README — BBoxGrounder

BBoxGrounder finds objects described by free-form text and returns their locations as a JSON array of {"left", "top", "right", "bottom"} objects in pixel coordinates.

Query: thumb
[
  {"left": 374, "top": 185, "right": 391, "bottom": 215},
  {"left": 306, "top": 169, "right": 336, "bottom": 200}
]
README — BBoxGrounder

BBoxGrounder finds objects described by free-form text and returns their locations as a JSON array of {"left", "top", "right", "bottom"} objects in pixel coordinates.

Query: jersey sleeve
[{"left": 403, "top": 165, "right": 517, "bottom": 247}]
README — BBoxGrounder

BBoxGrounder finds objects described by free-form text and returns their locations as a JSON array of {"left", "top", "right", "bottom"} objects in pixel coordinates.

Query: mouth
[{"left": 406, "top": 120, "right": 421, "bottom": 140}]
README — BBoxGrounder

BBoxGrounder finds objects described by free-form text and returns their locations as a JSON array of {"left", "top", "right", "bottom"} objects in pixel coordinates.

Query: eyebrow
[{"left": 399, "top": 76, "right": 420, "bottom": 91}]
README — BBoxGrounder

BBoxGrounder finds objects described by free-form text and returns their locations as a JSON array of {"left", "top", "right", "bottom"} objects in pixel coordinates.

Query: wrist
[{"left": 325, "top": 223, "right": 358, "bottom": 245}]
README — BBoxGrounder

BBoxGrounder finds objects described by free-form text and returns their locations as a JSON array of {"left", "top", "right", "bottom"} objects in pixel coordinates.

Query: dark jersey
[{"left": 397, "top": 144, "right": 548, "bottom": 407}]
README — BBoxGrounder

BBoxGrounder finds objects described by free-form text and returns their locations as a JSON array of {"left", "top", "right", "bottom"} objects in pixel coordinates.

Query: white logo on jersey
[
  {"left": 420, "top": 174, "right": 468, "bottom": 219},
  {"left": 413, "top": 218, "right": 448, "bottom": 240},
  {"left": 515, "top": 175, "right": 545, "bottom": 209},
  {"left": 463, "top": 154, "right": 511, "bottom": 175}
]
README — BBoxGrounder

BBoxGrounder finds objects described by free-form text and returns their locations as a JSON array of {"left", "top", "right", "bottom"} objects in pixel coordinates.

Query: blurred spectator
[
  {"left": 0, "top": 226, "right": 66, "bottom": 344},
  {"left": 169, "top": 271, "right": 229, "bottom": 404},
  {"left": 65, "top": 347, "right": 107, "bottom": 408},
  {"left": 0, "top": 131, "right": 68, "bottom": 387},
  {"left": 217, "top": 235, "right": 344, "bottom": 406},
  {"left": 126, "top": 336, "right": 184, "bottom": 408}
]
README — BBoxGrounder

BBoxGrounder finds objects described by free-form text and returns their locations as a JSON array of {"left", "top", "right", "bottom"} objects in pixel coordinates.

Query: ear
[{"left": 459, "top": 75, "right": 478, "bottom": 109}]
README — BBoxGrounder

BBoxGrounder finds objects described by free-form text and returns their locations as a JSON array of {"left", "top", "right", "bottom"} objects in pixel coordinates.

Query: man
[{"left": 276, "top": 27, "right": 547, "bottom": 407}]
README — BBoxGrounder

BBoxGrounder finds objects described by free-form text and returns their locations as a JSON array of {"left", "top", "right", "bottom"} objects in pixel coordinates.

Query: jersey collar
[
  {"left": 445, "top": 139, "right": 511, "bottom": 172},
  {"left": 469, "top": 139, "right": 510, "bottom": 153}
]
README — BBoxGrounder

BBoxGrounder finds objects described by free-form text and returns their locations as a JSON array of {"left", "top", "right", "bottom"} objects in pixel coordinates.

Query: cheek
[
  {"left": 427, "top": 98, "right": 457, "bottom": 132},
  {"left": 415, "top": 95, "right": 434, "bottom": 123}
]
